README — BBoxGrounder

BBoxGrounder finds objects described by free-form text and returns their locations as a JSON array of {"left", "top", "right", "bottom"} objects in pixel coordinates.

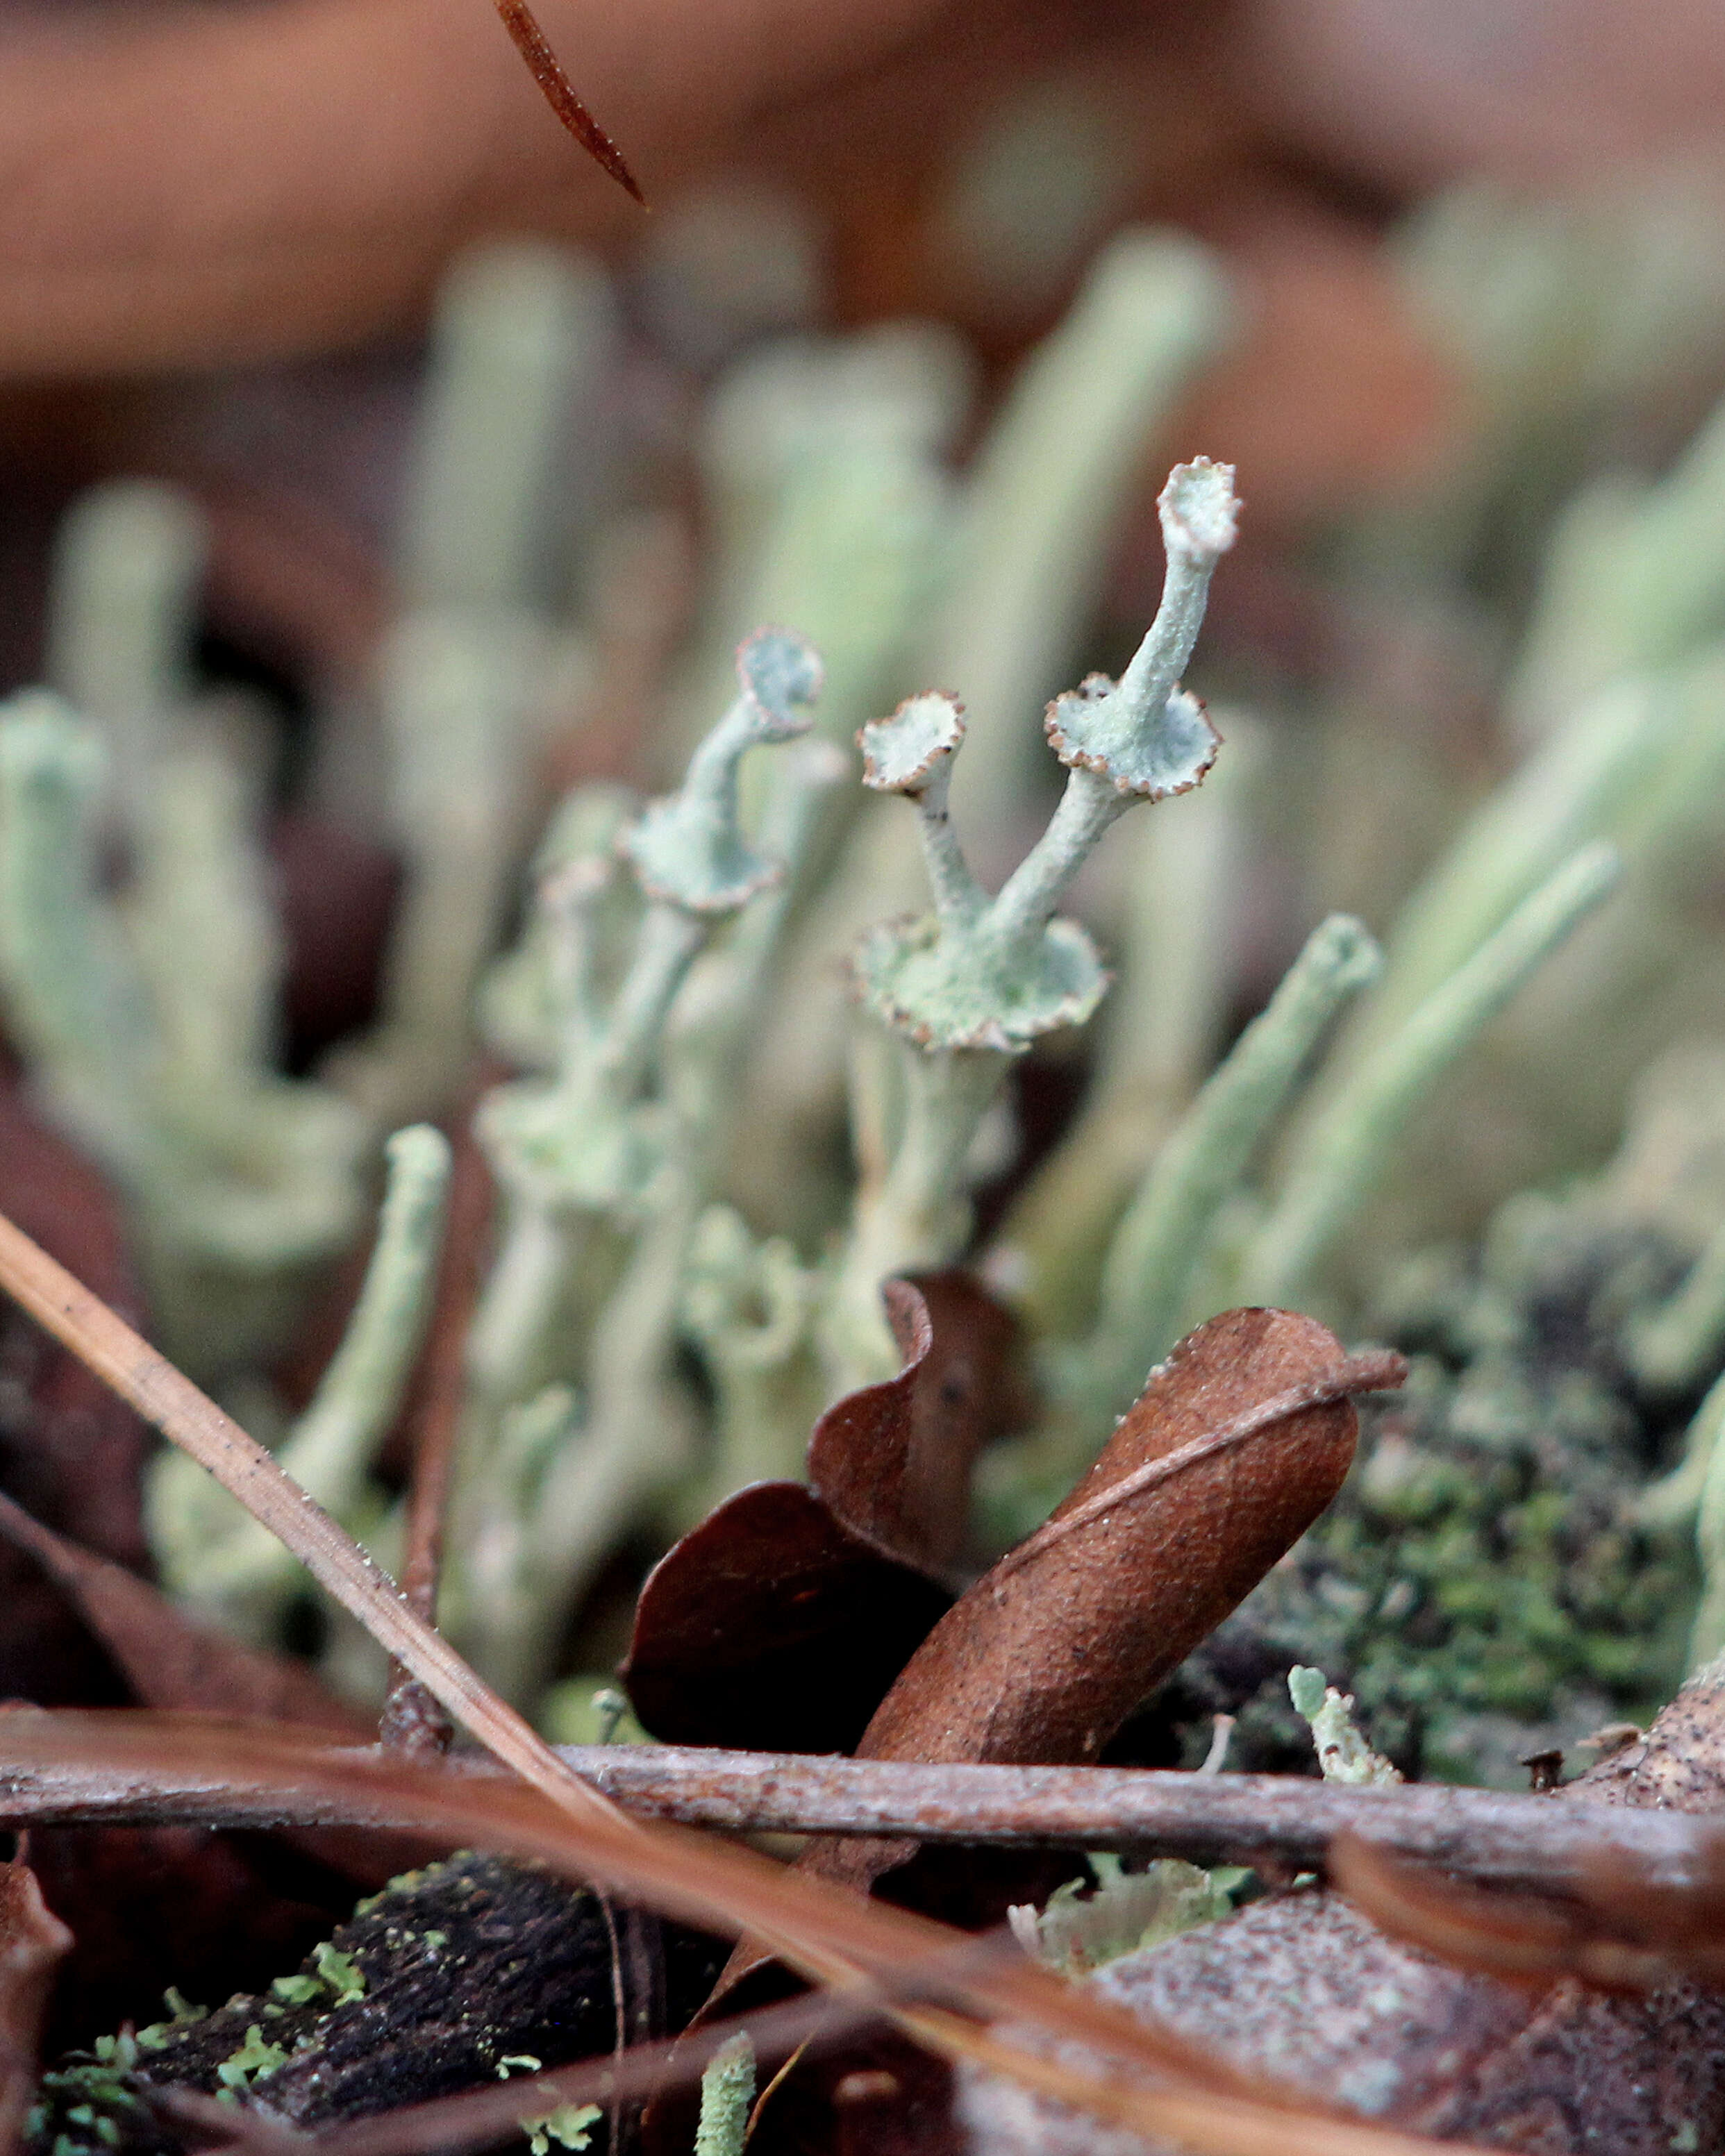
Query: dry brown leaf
[
  {"left": 622, "top": 1272, "right": 1025, "bottom": 1752},
  {"left": 809, "top": 1272, "right": 1031, "bottom": 1576},
  {"left": 817, "top": 1310, "right": 1401, "bottom": 1894},
  {"left": 622, "top": 1480, "right": 954, "bottom": 1754},
  {"left": 697, "top": 1308, "right": 1401, "bottom": 2085},
  {"left": 0, "top": 1490, "right": 372, "bottom": 1739}
]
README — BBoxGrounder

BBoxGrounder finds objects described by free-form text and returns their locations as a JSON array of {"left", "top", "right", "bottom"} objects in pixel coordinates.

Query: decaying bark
[{"left": 28, "top": 1853, "right": 724, "bottom": 2155}]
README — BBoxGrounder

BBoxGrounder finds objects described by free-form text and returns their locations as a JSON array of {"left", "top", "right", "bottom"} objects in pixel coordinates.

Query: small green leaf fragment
[
  {"left": 313, "top": 1940, "right": 367, "bottom": 2003},
  {"left": 215, "top": 2026, "right": 288, "bottom": 2089},
  {"left": 521, "top": 2102, "right": 602, "bottom": 2155}
]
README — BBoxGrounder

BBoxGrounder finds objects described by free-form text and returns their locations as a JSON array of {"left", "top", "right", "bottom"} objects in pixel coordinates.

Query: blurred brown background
[{"left": 3, "top": 0, "right": 1722, "bottom": 699}]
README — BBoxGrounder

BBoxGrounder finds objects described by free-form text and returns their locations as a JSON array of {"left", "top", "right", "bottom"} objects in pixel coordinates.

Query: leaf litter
[
  {"left": 0, "top": 1206, "right": 1513, "bottom": 2156},
  {"left": 3, "top": 1210, "right": 1724, "bottom": 2155}
]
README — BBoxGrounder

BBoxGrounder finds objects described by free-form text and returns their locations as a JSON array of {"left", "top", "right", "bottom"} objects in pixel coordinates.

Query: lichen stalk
[
  {"left": 149, "top": 1123, "right": 453, "bottom": 1632},
  {"left": 1242, "top": 843, "right": 1622, "bottom": 1308},
  {"left": 1068, "top": 914, "right": 1383, "bottom": 1423},
  {"left": 694, "top": 2034, "right": 756, "bottom": 2156}
]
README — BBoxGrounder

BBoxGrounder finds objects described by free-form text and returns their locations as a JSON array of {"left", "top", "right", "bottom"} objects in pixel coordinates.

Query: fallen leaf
[
  {"left": 0, "top": 1490, "right": 372, "bottom": 1738},
  {"left": 622, "top": 1480, "right": 953, "bottom": 1755},
  {"left": 819, "top": 1310, "right": 1402, "bottom": 1896},
  {"left": 0, "top": 1075, "right": 150, "bottom": 1709},
  {"left": 694, "top": 1308, "right": 1402, "bottom": 2114},
  {"left": 622, "top": 1273, "right": 1026, "bottom": 1752},
  {"left": 808, "top": 1273, "right": 1031, "bottom": 1576},
  {"left": 0, "top": 1846, "right": 73, "bottom": 2151}
]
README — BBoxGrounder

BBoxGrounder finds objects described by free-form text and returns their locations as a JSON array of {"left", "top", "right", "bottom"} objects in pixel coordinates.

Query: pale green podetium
[
  {"left": 1289, "top": 1665, "right": 1402, "bottom": 1787},
  {"left": 451, "top": 628, "right": 835, "bottom": 1695},
  {"left": 694, "top": 2034, "right": 756, "bottom": 2156},
  {"left": 827, "top": 458, "right": 1240, "bottom": 1388}
]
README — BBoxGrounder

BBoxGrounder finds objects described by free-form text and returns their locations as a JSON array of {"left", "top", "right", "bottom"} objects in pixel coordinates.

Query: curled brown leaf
[
  {"left": 622, "top": 1272, "right": 1026, "bottom": 1751},
  {"left": 707, "top": 1310, "right": 1401, "bottom": 2031},
  {"left": 835, "top": 1312, "right": 1403, "bottom": 1878},
  {"left": 808, "top": 1272, "right": 1031, "bottom": 1576},
  {"left": 622, "top": 1480, "right": 953, "bottom": 1754}
]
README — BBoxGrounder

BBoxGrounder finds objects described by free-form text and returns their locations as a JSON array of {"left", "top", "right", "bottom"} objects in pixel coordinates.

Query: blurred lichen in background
[{"left": 7, "top": 144, "right": 1725, "bottom": 1788}]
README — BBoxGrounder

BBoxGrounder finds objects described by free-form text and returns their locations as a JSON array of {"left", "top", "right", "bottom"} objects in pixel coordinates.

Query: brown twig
[
  {"left": 0, "top": 1712, "right": 1498, "bottom": 2156},
  {"left": 492, "top": 0, "right": 646, "bottom": 205},
  {"left": 379, "top": 1104, "right": 495, "bottom": 1753},
  {"left": 0, "top": 1731, "right": 1699, "bottom": 1897}
]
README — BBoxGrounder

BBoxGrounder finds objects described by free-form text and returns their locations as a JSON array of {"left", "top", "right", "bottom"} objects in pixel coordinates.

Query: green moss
[{"left": 1158, "top": 1204, "right": 1700, "bottom": 1785}]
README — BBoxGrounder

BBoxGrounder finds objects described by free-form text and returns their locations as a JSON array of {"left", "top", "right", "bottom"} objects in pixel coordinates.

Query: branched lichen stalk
[
  {"left": 992, "top": 735, "right": 1257, "bottom": 1335},
  {"left": 830, "top": 461, "right": 1238, "bottom": 1388},
  {"left": 451, "top": 634, "right": 827, "bottom": 1695},
  {"left": 930, "top": 232, "right": 1236, "bottom": 829}
]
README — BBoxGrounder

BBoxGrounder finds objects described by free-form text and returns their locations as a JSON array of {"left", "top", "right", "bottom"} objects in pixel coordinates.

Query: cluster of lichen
[{"left": 9, "top": 183, "right": 1725, "bottom": 1744}]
